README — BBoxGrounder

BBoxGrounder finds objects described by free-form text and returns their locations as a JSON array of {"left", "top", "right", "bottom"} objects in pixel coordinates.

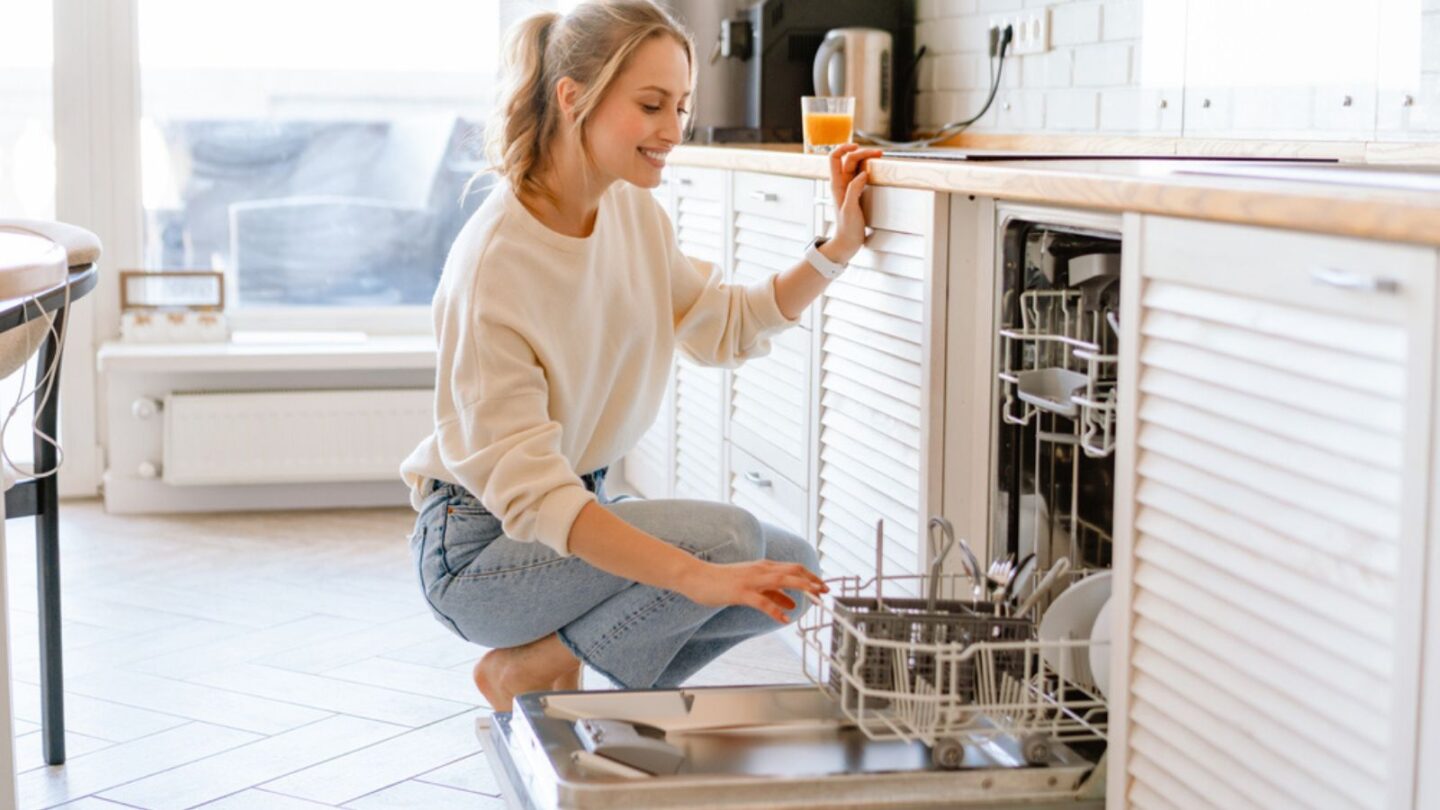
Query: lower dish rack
[{"left": 799, "top": 572, "right": 1109, "bottom": 770}]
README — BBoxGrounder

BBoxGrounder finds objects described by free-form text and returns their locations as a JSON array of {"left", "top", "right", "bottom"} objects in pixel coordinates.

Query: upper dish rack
[{"left": 997, "top": 289, "right": 1118, "bottom": 458}]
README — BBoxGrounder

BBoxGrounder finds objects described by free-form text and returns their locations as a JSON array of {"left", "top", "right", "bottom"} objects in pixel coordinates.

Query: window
[
  {"left": 0, "top": 0, "right": 54, "bottom": 471},
  {"left": 137, "top": 0, "right": 500, "bottom": 315},
  {"left": 0, "top": 0, "right": 55, "bottom": 220}
]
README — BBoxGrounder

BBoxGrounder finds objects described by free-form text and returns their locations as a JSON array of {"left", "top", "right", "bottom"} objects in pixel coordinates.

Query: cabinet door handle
[
  {"left": 743, "top": 470, "right": 772, "bottom": 487},
  {"left": 1311, "top": 267, "right": 1401, "bottom": 294},
  {"left": 749, "top": 190, "right": 778, "bottom": 202},
  {"left": 678, "top": 177, "right": 693, "bottom": 186}
]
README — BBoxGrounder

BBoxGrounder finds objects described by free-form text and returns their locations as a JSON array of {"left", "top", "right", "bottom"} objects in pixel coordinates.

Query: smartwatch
[{"left": 805, "top": 237, "right": 848, "bottom": 281}]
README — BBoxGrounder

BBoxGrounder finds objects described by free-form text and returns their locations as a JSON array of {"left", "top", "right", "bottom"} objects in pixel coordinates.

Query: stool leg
[
  {"left": 34, "top": 308, "right": 67, "bottom": 766},
  {"left": 36, "top": 497, "right": 62, "bottom": 766}
]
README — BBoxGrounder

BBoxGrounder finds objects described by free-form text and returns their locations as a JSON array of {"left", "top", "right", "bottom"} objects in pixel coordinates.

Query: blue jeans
[{"left": 410, "top": 475, "right": 821, "bottom": 689}]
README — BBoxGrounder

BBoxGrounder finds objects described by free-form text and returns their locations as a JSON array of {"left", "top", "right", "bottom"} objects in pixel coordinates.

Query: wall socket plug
[{"left": 989, "top": 9, "right": 1050, "bottom": 56}]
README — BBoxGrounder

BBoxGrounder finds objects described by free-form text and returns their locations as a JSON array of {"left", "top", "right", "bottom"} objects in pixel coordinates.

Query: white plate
[
  {"left": 1037, "top": 571, "right": 1112, "bottom": 687},
  {"left": 1088, "top": 598, "right": 1113, "bottom": 699}
]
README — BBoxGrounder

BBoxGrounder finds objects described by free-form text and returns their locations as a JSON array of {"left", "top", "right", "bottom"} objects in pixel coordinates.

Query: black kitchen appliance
[{"left": 708, "top": 0, "right": 916, "bottom": 144}]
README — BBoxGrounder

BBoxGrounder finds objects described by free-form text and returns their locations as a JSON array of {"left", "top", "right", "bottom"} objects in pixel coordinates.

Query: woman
[{"left": 401, "top": 0, "right": 883, "bottom": 712}]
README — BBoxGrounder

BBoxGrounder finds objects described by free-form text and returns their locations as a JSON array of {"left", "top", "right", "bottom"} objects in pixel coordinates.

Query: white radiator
[{"left": 162, "top": 388, "right": 433, "bottom": 485}]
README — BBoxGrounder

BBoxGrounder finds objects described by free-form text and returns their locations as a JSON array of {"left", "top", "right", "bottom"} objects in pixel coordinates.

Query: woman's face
[{"left": 582, "top": 35, "right": 691, "bottom": 189}]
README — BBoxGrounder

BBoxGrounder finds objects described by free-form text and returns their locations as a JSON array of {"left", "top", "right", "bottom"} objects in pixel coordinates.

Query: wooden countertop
[{"left": 670, "top": 145, "right": 1440, "bottom": 247}]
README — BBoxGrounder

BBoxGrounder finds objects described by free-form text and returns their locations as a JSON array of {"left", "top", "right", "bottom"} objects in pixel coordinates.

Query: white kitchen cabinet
[
  {"left": 1109, "top": 215, "right": 1438, "bottom": 809},
  {"left": 727, "top": 171, "right": 815, "bottom": 487},
  {"left": 730, "top": 173, "right": 816, "bottom": 330},
  {"left": 1183, "top": 0, "right": 1379, "bottom": 141},
  {"left": 673, "top": 357, "right": 726, "bottom": 502},
  {"left": 624, "top": 169, "right": 731, "bottom": 501},
  {"left": 812, "top": 184, "right": 948, "bottom": 595},
  {"left": 1376, "top": 0, "right": 1440, "bottom": 142},
  {"left": 729, "top": 321, "right": 812, "bottom": 488},
  {"left": 729, "top": 443, "right": 808, "bottom": 541},
  {"left": 672, "top": 166, "right": 726, "bottom": 272},
  {"left": 626, "top": 369, "right": 675, "bottom": 500}
]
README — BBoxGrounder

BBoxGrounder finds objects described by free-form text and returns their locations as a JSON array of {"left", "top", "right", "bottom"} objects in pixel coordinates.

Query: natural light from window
[{"left": 138, "top": 0, "right": 500, "bottom": 313}]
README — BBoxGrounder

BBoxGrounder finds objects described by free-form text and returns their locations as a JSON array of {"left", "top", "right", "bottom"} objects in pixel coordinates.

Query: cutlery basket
[{"left": 827, "top": 594, "right": 1034, "bottom": 709}]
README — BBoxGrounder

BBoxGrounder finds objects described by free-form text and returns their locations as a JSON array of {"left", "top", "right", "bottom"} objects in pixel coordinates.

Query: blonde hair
[{"left": 482, "top": 0, "right": 695, "bottom": 204}]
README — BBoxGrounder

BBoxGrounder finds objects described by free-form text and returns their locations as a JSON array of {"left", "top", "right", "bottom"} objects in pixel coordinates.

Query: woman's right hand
[{"left": 677, "top": 560, "right": 829, "bottom": 624}]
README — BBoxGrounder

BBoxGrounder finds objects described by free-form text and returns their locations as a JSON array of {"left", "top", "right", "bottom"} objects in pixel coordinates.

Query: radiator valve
[{"left": 131, "top": 398, "right": 160, "bottom": 419}]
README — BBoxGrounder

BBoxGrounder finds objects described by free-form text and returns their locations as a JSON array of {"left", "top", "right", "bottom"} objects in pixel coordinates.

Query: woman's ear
[{"left": 555, "top": 76, "right": 583, "bottom": 124}]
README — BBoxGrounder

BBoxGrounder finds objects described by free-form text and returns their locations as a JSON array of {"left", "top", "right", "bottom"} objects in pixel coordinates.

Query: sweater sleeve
[
  {"left": 667, "top": 213, "right": 801, "bottom": 369},
  {"left": 436, "top": 313, "right": 595, "bottom": 557}
]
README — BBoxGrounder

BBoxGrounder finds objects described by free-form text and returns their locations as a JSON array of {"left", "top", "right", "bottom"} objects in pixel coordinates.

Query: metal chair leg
[{"left": 34, "top": 307, "right": 67, "bottom": 766}]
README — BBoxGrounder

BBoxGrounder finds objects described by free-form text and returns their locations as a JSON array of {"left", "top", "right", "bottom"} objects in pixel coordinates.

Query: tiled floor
[{"left": 3, "top": 501, "right": 805, "bottom": 809}]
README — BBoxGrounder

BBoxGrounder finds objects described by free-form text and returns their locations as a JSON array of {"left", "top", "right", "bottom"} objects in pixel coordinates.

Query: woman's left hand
[{"left": 826, "top": 143, "right": 884, "bottom": 265}]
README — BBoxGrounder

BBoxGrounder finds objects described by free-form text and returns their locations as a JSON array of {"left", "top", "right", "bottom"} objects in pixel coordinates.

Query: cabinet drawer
[
  {"left": 1142, "top": 216, "right": 1433, "bottom": 324},
  {"left": 729, "top": 444, "right": 808, "bottom": 541},
  {"left": 672, "top": 166, "right": 724, "bottom": 201},
  {"left": 733, "top": 171, "right": 814, "bottom": 226},
  {"left": 817, "top": 182, "right": 934, "bottom": 236}
]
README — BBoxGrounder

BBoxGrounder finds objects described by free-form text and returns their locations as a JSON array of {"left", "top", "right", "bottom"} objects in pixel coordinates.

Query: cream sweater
[{"left": 400, "top": 180, "right": 800, "bottom": 555}]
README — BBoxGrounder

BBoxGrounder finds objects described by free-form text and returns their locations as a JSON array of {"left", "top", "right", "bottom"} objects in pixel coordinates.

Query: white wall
[{"left": 913, "top": 0, "right": 1440, "bottom": 141}]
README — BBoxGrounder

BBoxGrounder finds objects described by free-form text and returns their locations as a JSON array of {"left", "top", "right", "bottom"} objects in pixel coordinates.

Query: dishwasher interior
[{"left": 483, "top": 210, "right": 1124, "bottom": 809}]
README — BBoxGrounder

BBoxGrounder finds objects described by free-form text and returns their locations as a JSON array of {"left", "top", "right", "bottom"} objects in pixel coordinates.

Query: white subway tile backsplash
[
  {"left": 997, "top": 89, "right": 1046, "bottom": 129},
  {"left": 919, "top": 0, "right": 981, "bottom": 20},
  {"left": 917, "top": 16, "right": 991, "bottom": 54},
  {"left": 1072, "top": 42, "right": 1131, "bottom": 86},
  {"left": 911, "top": 0, "right": 1437, "bottom": 140},
  {"left": 1097, "top": 87, "right": 1141, "bottom": 131},
  {"left": 1102, "top": 0, "right": 1142, "bottom": 41},
  {"left": 1424, "top": 14, "right": 1440, "bottom": 72},
  {"left": 930, "top": 54, "right": 989, "bottom": 91},
  {"left": 1051, "top": 2, "right": 1103, "bottom": 46},
  {"left": 1038, "top": 49, "right": 1074, "bottom": 88},
  {"left": 1046, "top": 89, "right": 1101, "bottom": 129}
]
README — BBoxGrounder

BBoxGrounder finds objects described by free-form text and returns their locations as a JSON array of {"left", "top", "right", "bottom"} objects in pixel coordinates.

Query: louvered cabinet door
[
  {"left": 1111, "top": 216, "right": 1438, "bottom": 810},
  {"left": 729, "top": 323, "right": 812, "bottom": 488},
  {"left": 673, "top": 357, "right": 726, "bottom": 501},
  {"left": 672, "top": 167, "right": 725, "bottom": 269},
  {"left": 624, "top": 367, "right": 675, "bottom": 499},
  {"left": 727, "top": 171, "right": 815, "bottom": 488},
  {"left": 813, "top": 185, "right": 947, "bottom": 595}
]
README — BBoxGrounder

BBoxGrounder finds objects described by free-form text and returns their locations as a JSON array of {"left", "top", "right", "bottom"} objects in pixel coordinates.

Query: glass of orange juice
[{"left": 801, "top": 96, "right": 855, "bottom": 155}]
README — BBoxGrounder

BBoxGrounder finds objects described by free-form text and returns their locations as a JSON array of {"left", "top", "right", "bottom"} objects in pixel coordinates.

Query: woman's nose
[{"left": 660, "top": 110, "right": 683, "bottom": 143}]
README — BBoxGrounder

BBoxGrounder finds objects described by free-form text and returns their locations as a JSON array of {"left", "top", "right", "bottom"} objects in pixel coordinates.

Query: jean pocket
[{"left": 438, "top": 503, "right": 503, "bottom": 575}]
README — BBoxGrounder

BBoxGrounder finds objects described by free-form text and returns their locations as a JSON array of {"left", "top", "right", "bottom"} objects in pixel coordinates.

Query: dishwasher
[{"left": 482, "top": 208, "right": 1124, "bottom": 810}]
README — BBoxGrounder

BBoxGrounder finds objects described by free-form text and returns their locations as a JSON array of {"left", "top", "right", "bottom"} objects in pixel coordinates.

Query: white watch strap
[{"left": 805, "top": 238, "right": 847, "bottom": 280}]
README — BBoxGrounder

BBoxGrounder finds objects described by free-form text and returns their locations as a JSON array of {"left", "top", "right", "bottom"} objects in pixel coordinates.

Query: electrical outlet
[{"left": 989, "top": 8, "right": 1050, "bottom": 56}]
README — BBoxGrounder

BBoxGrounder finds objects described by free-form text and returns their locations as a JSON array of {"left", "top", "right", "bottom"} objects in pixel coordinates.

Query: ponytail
[{"left": 477, "top": 1, "right": 695, "bottom": 205}]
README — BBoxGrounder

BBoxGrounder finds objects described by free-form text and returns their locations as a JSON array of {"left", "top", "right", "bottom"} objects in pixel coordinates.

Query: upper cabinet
[
  {"left": 1377, "top": 0, "right": 1440, "bottom": 142},
  {"left": 1126, "top": 0, "right": 1440, "bottom": 142},
  {"left": 1180, "top": 0, "right": 1379, "bottom": 141}
]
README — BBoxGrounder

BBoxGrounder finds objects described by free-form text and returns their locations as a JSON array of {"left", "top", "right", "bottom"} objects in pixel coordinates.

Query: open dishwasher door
[{"left": 480, "top": 684, "right": 1104, "bottom": 810}]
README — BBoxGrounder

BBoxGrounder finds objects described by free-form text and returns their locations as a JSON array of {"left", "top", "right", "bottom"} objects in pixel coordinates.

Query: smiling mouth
[{"left": 639, "top": 147, "right": 668, "bottom": 166}]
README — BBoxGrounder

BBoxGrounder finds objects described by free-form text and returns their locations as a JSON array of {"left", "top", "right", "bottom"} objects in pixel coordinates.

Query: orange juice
[{"left": 803, "top": 112, "right": 853, "bottom": 148}]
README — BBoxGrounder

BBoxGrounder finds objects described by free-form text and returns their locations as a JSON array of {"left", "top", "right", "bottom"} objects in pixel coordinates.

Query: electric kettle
[{"left": 811, "top": 27, "right": 893, "bottom": 139}]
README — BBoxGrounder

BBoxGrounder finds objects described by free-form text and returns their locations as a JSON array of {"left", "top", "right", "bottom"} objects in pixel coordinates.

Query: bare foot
[
  {"left": 551, "top": 662, "right": 583, "bottom": 692},
  {"left": 472, "top": 636, "right": 580, "bottom": 712},
  {"left": 472, "top": 651, "right": 510, "bottom": 711}
]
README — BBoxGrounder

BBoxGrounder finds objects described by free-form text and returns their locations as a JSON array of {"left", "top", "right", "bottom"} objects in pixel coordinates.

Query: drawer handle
[
  {"left": 1311, "top": 267, "right": 1401, "bottom": 294},
  {"left": 743, "top": 470, "right": 772, "bottom": 488},
  {"left": 678, "top": 177, "right": 693, "bottom": 186},
  {"left": 749, "top": 190, "right": 778, "bottom": 203}
]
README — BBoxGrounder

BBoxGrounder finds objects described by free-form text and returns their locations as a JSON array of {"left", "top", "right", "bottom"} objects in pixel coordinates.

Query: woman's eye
[
  {"left": 642, "top": 104, "right": 662, "bottom": 113},
  {"left": 678, "top": 108, "right": 690, "bottom": 117}
]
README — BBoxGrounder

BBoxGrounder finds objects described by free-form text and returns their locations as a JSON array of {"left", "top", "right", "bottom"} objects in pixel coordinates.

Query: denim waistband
[{"left": 428, "top": 466, "right": 608, "bottom": 497}]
